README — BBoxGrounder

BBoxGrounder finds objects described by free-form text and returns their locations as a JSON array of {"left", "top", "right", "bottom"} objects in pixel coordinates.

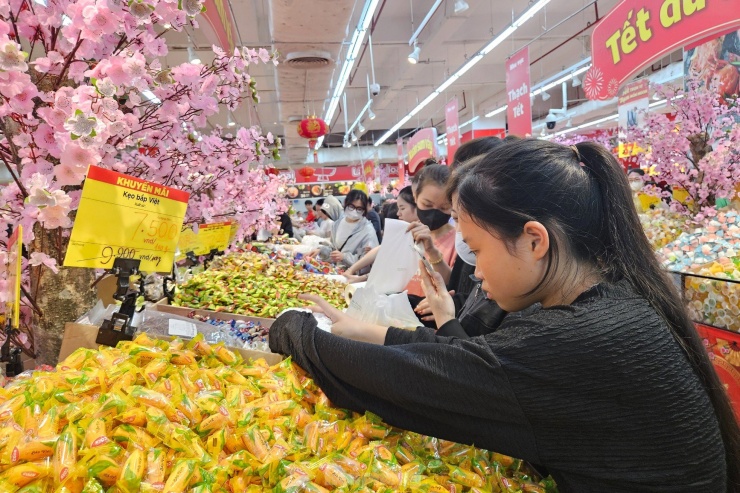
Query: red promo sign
[
  {"left": 396, "top": 138, "right": 405, "bottom": 186},
  {"left": 695, "top": 323, "right": 740, "bottom": 420},
  {"left": 585, "top": 0, "right": 740, "bottom": 100},
  {"left": 284, "top": 165, "right": 363, "bottom": 184},
  {"left": 363, "top": 160, "right": 375, "bottom": 182},
  {"left": 505, "top": 47, "right": 532, "bottom": 137},
  {"left": 406, "top": 128, "right": 439, "bottom": 175},
  {"left": 201, "top": 0, "right": 238, "bottom": 52},
  {"left": 445, "top": 98, "right": 460, "bottom": 162}
]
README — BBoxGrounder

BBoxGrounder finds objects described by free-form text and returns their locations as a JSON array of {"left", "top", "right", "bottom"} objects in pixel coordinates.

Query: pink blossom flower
[
  {"left": 9, "top": 85, "right": 39, "bottom": 115},
  {"left": 60, "top": 143, "right": 101, "bottom": 170},
  {"left": 0, "top": 39, "right": 28, "bottom": 71},
  {"left": 28, "top": 252, "right": 59, "bottom": 274}
]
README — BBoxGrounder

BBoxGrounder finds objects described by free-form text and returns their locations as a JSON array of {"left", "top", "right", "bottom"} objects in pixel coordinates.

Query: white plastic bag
[
  {"left": 346, "top": 285, "right": 420, "bottom": 329},
  {"left": 366, "top": 219, "right": 418, "bottom": 294}
]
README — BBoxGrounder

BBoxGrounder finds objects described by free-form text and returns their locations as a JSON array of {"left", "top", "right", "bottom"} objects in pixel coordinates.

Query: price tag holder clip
[
  {"left": 96, "top": 312, "right": 134, "bottom": 347},
  {"left": 97, "top": 258, "right": 142, "bottom": 347}
]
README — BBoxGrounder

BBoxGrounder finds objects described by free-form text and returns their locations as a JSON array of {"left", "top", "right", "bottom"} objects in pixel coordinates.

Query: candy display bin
[{"left": 680, "top": 271, "right": 740, "bottom": 333}]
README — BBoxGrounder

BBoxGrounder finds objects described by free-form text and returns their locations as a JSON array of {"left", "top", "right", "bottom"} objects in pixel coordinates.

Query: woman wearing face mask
[
  {"left": 415, "top": 137, "right": 504, "bottom": 324},
  {"left": 406, "top": 164, "right": 457, "bottom": 286},
  {"left": 313, "top": 190, "right": 378, "bottom": 268},
  {"left": 343, "top": 187, "right": 422, "bottom": 291},
  {"left": 269, "top": 139, "right": 739, "bottom": 493}
]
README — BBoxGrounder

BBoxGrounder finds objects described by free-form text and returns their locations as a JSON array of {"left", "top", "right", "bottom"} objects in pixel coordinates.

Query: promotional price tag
[
  {"left": 64, "top": 166, "right": 190, "bottom": 273},
  {"left": 175, "top": 227, "right": 200, "bottom": 261},
  {"left": 175, "top": 222, "right": 234, "bottom": 261},
  {"left": 4, "top": 226, "right": 22, "bottom": 329},
  {"left": 195, "top": 222, "right": 233, "bottom": 254}
]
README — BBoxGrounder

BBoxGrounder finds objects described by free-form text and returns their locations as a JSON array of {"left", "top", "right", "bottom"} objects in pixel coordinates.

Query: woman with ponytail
[{"left": 270, "top": 139, "right": 739, "bottom": 492}]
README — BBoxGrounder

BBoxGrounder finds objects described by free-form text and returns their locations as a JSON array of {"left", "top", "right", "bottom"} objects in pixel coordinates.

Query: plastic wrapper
[{"left": 0, "top": 334, "right": 556, "bottom": 493}]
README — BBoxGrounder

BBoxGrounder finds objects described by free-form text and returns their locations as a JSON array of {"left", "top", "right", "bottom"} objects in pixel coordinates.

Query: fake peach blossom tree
[{"left": 0, "top": 0, "right": 286, "bottom": 363}]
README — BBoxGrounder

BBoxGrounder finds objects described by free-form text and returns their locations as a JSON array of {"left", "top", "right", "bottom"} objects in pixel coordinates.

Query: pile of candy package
[{"left": 0, "top": 334, "right": 556, "bottom": 493}]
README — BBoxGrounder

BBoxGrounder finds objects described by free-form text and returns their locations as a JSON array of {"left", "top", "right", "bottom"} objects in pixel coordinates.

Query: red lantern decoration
[
  {"left": 297, "top": 116, "right": 328, "bottom": 140},
  {"left": 299, "top": 166, "right": 315, "bottom": 179},
  {"left": 298, "top": 116, "right": 327, "bottom": 165}
]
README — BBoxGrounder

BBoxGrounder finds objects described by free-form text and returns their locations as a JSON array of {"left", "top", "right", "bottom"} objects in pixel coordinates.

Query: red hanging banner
[
  {"left": 406, "top": 128, "right": 439, "bottom": 175},
  {"left": 584, "top": 0, "right": 740, "bottom": 101},
  {"left": 505, "top": 47, "right": 532, "bottom": 137},
  {"left": 445, "top": 98, "right": 460, "bottom": 162},
  {"left": 396, "top": 138, "right": 406, "bottom": 187}
]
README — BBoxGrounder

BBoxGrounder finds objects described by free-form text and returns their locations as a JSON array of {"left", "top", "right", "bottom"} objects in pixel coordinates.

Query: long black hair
[
  {"left": 451, "top": 136, "right": 502, "bottom": 169},
  {"left": 456, "top": 138, "right": 740, "bottom": 491},
  {"left": 344, "top": 189, "right": 369, "bottom": 217},
  {"left": 397, "top": 186, "right": 416, "bottom": 209},
  {"left": 415, "top": 163, "right": 451, "bottom": 196}
]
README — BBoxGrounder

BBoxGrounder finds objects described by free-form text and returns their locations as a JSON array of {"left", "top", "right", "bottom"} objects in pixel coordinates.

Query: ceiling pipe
[{"left": 529, "top": 2, "right": 600, "bottom": 66}]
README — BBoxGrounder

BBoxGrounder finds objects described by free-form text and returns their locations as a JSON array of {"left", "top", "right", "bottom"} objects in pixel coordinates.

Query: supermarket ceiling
[{"left": 164, "top": 0, "right": 681, "bottom": 167}]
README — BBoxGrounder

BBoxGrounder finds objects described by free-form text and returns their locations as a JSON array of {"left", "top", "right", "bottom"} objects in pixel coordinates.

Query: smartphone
[{"left": 414, "top": 246, "right": 436, "bottom": 277}]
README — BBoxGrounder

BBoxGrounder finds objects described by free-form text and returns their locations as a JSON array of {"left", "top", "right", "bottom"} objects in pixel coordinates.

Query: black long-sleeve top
[{"left": 269, "top": 280, "right": 726, "bottom": 492}]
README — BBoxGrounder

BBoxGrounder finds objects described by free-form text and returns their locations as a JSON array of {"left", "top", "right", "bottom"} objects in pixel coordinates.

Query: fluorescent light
[
  {"left": 485, "top": 105, "right": 506, "bottom": 118},
  {"left": 375, "top": 0, "right": 550, "bottom": 146},
  {"left": 141, "top": 90, "right": 161, "bottom": 104},
  {"left": 530, "top": 60, "right": 591, "bottom": 96},
  {"left": 321, "top": 0, "right": 382, "bottom": 132},
  {"left": 460, "top": 116, "right": 479, "bottom": 129}
]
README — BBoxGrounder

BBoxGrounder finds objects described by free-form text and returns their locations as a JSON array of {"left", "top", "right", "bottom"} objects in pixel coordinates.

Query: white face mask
[
  {"left": 455, "top": 231, "right": 476, "bottom": 266},
  {"left": 630, "top": 181, "right": 643, "bottom": 192},
  {"left": 345, "top": 208, "right": 363, "bottom": 221}
]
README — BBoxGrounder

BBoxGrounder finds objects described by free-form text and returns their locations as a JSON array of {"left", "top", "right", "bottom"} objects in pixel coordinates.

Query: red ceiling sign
[
  {"left": 585, "top": 0, "right": 740, "bottom": 100},
  {"left": 396, "top": 138, "right": 406, "bottom": 187},
  {"left": 445, "top": 98, "right": 460, "bottom": 162},
  {"left": 280, "top": 165, "right": 362, "bottom": 184},
  {"left": 505, "top": 46, "right": 532, "bottom": 137},
  {"left": 201, "top": 0, "right": 238, "bottom": 53},
  {"left": 406, "top": 128, "right": 439, "bottom": 175}
]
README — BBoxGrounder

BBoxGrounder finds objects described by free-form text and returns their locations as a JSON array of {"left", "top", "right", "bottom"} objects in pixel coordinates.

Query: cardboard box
[
  {"left": 59, "top": 322, "right": 283, "bottom": 365},
  {"left": 152, "top": 301, "right": 275, "bottom": 328}
]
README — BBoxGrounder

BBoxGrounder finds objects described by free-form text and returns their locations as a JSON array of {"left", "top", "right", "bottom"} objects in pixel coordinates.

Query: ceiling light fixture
[
  {"left": 368, "top": 108, "right": 376, "bottom": 120},
  {"left": 227, "top": 113, "right": 236, "bottom": 127},
  {"left": 376, "top": 0, "right": 551, "bottom": 146},
  {"left": 358, "top": 122, "right": 366, "bottom": 134},
  {"left": 317, "top": 0, "right": 382, "bottom": 148},
  {"left": 408, "top": 43, "right": 421, "bottom": 64},
  {"left": 541, "top": 91, "right": 551, "bottom": 101},
  {"left": 351, "top": 132, "right": 358, "bottom": 142},
  {"left": 188, "top": 36, "right": 200, "bottom": 65},
  {"left": 572, "top": 74, "right": 582, "bottom": 87},
  {"left": 454, "top": 0, "right": 469, "bottom": 14}
]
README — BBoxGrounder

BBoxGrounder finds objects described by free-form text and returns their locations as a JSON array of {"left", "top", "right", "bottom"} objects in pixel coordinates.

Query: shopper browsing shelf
[
  {"left": 311, "top": 196, "right": 340, "bottom": 238},
  {"left": 271, "top": 139, "right": 739, "bottom": 493},
  {"left": 309, "top": 190, "right": 379, "bottom": 268},
  {"left": 407, "top": 164, "right": 457, "bottom": 286},
  {"left": 415, "top": 137, "right": 505, "bottom": 325},
  {"left": 343, "top": 186, "right": 419, "bottom": 284}
]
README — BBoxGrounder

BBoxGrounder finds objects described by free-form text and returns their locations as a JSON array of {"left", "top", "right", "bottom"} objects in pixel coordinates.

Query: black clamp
[
  {"left": 97, "top": 258, "right": 142, "bottom": 347},
  {"left": 0, "top": 324, "right": 23, "bottom": 377}
]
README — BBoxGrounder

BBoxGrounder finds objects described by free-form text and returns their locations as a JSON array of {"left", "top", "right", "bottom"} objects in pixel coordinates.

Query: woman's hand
[
  {"left": 407, "top": 222, "right": 442, "bottom": 261},
  {"left": 299, "top": 294, "right": 387, "bottom": 344},
  {"left": 329, "top": 250, "right": 344, "bottom": 263},
  {"left": 343, "top": 273, "right": 367, "bottom": 284},
  {"left": 414, "top": 290, "right": 455, "bottom": 322},
  {"left": 305, "top": 248, "right": 321, "bottom": 259},
  {"left": 419, "top": 261, "right": 456, "bottom": 327}
]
